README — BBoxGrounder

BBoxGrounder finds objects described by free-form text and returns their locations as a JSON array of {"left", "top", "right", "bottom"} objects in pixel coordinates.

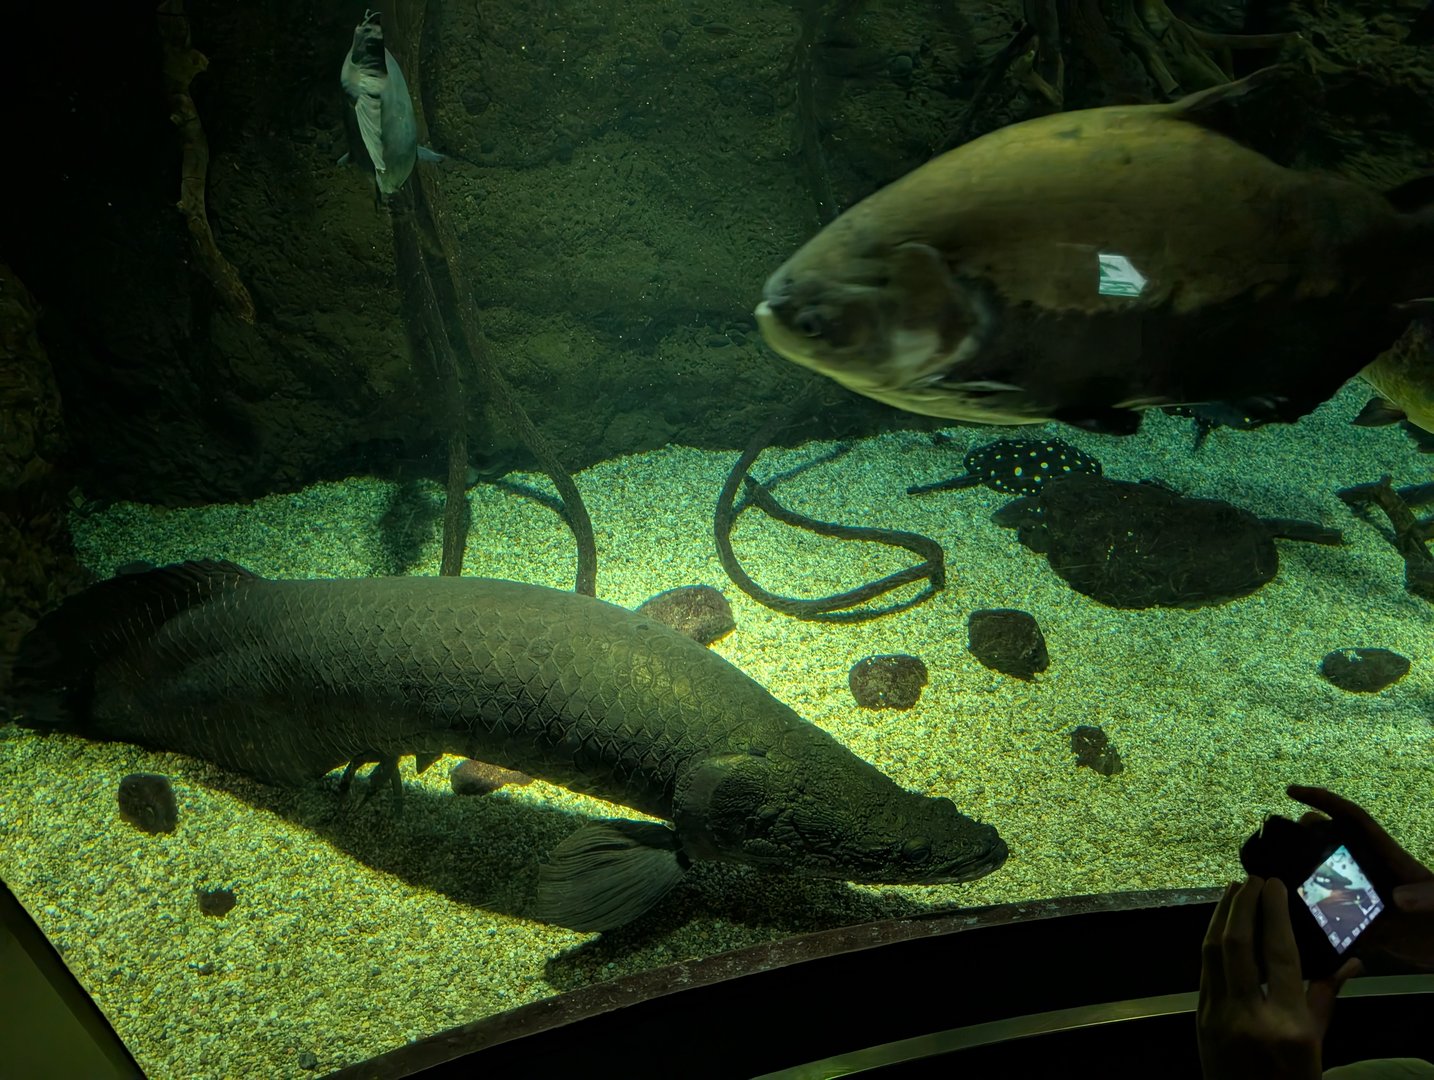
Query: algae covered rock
[
  {"left": 636, "top": 585, "right": 735, "bottom": 645},
  {"left": 848, "top": 654, "right": 929, "bottom": 710},
  {"left": 966, "top": 608, "right": 1049, "bottom": 680},
  {"left": 1319, "top": 648, "right": 1410, "bottom": 693},
  {"left": 450, "top": 759, "right": 534, "bottom": 796}
]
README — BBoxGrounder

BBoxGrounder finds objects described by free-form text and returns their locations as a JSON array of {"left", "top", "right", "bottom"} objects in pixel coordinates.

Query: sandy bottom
[{"left": 2, "top": 382, "right": 1431, "bottom": 1078}]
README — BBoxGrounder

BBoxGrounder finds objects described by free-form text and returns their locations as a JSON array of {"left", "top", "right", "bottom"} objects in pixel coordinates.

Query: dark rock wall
[
  {"left": 4, "top": 1, "right": 1430, "bottom": 508},
  {"left": 0, "top": 267, "right": 84, "bottom": 674},
  {"left": 6, "top": 0, "right": 987, "bottom": 507}
]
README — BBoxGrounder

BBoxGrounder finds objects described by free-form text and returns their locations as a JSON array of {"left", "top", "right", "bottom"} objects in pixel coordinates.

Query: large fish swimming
[
  {"left": 340, "top": 9, "right": 442, "bottom": 202},
  {"left": 8, "top": 562, "right": 1006, "bottom": 932},
  {"left": 756, "top": 68, "right": 1434, "bottom": 435},
  {"left": 1353, "top": 316, "right": 1434, "bottom": 450}
]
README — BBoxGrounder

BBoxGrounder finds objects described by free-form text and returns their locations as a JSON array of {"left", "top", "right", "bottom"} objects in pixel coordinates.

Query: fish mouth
[
  {"left": 757, "top": 298, "right": 1043, "bottom": 424},
  {"left": 925, "top": 832, "right": 1009, "bottom": 884},
  {"left": 754, "top": 300, "right": 799, "bottom": 351},
  {"left": 754, "top": 298, "right": 911, "bottom": 394},
  {"left": 827, "top": 837, "right": 1008, "bottom": 886},
  {"left": 754, "top": 300, "right": 832, "bottom": 372}
]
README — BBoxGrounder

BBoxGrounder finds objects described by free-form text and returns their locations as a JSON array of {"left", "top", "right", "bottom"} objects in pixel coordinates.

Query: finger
[
  {"left": 1306, "top": 957, "right": 1362, "bottom": 1035},
  {"left": 1201, "top": 881, "right": 1239, "bottom": 999},
  {"left": 1394, "top": 882, "right": 1434, "bottom": 912},
  {"left": 1286, "top": 786, "right": 1428, "bottom": 880},
  {"left": 1260, "top": 878, "right": 1306, "bottom": 1004},
  {"left": 1288, "top": 785, "right": 1363, "bottom": 823},
  {"left": 1223, "top": 876, "right": 1266, "bottom": 1001}
]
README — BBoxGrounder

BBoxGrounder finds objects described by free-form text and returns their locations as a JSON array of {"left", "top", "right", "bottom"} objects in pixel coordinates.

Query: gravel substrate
[{"left": 2, "top": 382, "right": 1430, "bottom": 1078}]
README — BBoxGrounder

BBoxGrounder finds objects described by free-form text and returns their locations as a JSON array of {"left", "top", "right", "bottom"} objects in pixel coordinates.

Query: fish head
[
  {"left": 349, "top": 9, "right": 385, "bottom": 69},
  {"left": 756, "top": 237, "right": 1015, "bottom": 421},
  {"left": 674, "top": 738, "right": 1007, "bottom": 886}
]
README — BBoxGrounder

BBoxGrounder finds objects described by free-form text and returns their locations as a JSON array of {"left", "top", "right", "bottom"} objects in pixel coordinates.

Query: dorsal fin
[
  {"left": 10, "top": 560, "right": 257, "bottom": 729},
  {"left": 1167, "top": 66, "right": 1320, "bottom": 165}
]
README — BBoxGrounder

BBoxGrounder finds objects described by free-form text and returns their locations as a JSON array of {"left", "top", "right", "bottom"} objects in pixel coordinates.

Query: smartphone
[
  {"left": 1293, "top": 843, "right": 1385, "bottom": 956},
  {"left": 1240, "top": 815, "right": 1388, "bottom": 979}
]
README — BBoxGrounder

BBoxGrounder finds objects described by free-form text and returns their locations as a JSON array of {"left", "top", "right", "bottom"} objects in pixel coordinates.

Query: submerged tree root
[
  {"left": 156, "top": 0, "right": 255, "bottom": 323},
  {"left": 715, "top": 392, "right": 945, "bottom": 622},
  {"left": 1337, "top": 476, "right": 1434, "bottom": 602},
  {"left": 392, "top": 0, "right": 596, "bottom": 594},
  {"left": 1013, "top": 0, "right": 1305, "bottom": 110}
]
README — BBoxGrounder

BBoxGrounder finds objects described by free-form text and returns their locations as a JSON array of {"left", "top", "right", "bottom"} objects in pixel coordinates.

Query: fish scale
[
  {"left": 11, "top": 561, "right": 1005, "bottom": 930},
  {"left": 757, "top": 68, "right": 1434, "bottom": 435}
]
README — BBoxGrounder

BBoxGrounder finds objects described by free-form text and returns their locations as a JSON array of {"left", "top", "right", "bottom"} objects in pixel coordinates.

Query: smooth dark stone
[
  {"left": 967, "top": 608, "right": 1049, "bottom": 680},
  {"left": 637, "top": 585, "right": 735, "bottom": 645},
  {"left": 1319, "top": 648, "right": 1410, "bottom": 693}
]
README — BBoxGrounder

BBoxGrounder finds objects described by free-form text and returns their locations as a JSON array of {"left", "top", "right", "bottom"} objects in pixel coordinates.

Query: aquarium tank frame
[{"left": 12, "top": 875, "right": 1428, "bottom": 1080}]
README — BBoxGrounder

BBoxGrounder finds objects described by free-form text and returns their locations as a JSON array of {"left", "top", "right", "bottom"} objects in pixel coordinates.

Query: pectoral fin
[
  {"left": 1352, "top": 396, "right": 1407, "bottom": 428},
  {"left": 417, "top": 145, "right": 445, "bottom": 163},
  {"left": 337, "top": 754, "right": 404, "bottom": 803},
  {"left": 352, "top": 88, "right": 387, "bottom": 172},
  {"left": 888, "top": 242, "right": 962, "bottom": 328},
  {"left": 531, "top": 820, "right": 690, "bottom": 933}
]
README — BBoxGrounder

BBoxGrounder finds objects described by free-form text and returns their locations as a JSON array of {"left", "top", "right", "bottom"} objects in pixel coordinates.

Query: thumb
[
  {"left": 1306, "top": 957, "right": 1361, "bottom": 1034},
  {"left": 1393, "top": 882, "right": 1434, "bottom": 912}
]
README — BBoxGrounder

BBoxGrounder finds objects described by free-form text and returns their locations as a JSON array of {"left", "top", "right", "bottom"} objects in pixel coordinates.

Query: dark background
[{"left": 2, "top": 0, "right": 1430, "bottom": 648}]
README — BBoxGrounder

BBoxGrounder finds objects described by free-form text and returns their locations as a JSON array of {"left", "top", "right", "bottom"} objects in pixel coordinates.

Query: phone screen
[{"left": 1296, "top": 845, "right": 1385, "bottom": 954}]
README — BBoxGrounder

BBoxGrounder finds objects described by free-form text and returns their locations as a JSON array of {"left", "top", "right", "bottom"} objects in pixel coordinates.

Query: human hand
[
  {"left": 1198, "top": 875, "right": 1360, "bottom": 1080},
  {"left": 1287, "top": 785, "right": 1434, "bottom": 974}
]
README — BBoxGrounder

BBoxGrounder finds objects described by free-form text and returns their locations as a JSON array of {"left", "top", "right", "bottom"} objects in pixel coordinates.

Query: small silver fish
[{"left": 339, "top": 10, "right": 442, "bottom": 202}]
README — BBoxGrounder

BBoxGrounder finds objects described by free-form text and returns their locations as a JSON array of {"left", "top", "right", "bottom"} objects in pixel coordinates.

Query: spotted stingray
[{"left": 909, "top": 437, "right": 1102, "bottom": 497}]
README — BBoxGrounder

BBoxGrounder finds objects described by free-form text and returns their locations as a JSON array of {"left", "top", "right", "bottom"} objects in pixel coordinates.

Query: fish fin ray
[
  {"left": 1352, "top": 396, "right": 1407, "bottom": 428},
  {"left": 1167, "top": 65, "right": 1319, "bottom": 165},
  {"left": 531, "top": 820, "right": 688, "bottom": 932},
  {"left": 352, "top": 86, "right": 387, "bottom": 173},
  {"left": 1403, "top": 422, "right": 1434, "bottom": 453}
]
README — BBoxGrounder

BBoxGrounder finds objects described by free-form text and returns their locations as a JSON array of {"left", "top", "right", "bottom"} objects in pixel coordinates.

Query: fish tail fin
[{"left": 8, "top": 560, "right": 257, "bottom": 731}]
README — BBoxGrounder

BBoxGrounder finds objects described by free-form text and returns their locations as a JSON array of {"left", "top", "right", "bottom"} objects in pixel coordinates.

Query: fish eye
[
  {"left": 794, "top": 309, "right": 831, "bottom": 338},
  {"left": 901, "top": 836, "right": 932, "bottom": 862}
]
